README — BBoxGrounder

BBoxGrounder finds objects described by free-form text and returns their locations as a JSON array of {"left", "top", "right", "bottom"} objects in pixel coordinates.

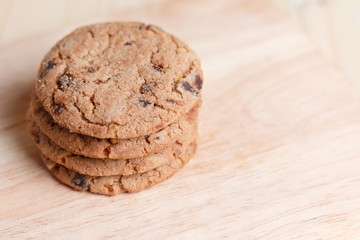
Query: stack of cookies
[{"left": 27, "top": 22, "right": 203, "bottom": 196}]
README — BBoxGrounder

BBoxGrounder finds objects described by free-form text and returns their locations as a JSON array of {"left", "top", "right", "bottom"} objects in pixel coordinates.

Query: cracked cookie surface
[
  {"left": 28, "top": 114, "right": 196, "bottom": 176},
  {"left": 39, "top": 139, "right": 197, "bottom": 195},
  {"left": 30, "top": 93, "right": 200, "bottom": 159},
  {"left": 35, "top": 22, "right": 203, "bottom": 139}
]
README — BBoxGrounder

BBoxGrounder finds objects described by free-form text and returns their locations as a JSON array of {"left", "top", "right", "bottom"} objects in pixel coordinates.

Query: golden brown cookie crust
[
  {"left": 40, "top": 140, "right": 197, "bottom": 196},
  {"left": 28, "top": 115, "right": 196, "bottom": 176},
  {"left": 30, "top": 93, "right": 200, "bottom": 159},
  {"left": 35, "top": 22, "right": 203, "bottom": 139}
]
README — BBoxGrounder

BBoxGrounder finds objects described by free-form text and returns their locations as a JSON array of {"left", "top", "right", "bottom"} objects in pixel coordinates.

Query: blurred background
[
  {"left": 273, "top": 0, "right": 360, "bottom": 88},
  {"left": 0, "top": 0, "right": 359, "bottom": 87}
]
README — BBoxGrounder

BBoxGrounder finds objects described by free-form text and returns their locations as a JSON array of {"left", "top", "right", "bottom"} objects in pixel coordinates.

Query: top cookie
[{"left": 35, "top": 22, "right": 203, "bottom": 139}]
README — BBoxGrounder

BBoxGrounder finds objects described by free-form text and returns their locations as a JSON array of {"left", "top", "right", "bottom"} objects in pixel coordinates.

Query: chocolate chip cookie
[
  {"left": 40, "top": 140, "right": 197, "bottom": 195},
  {"left": 28, "top": 116, "right": 195, "bottom": 176},
  {"left": 30, "top": 92, "right": 200, "bottom": 159},
  {"left": 35, "top": 22, "right": 203, "bottom": 139}
]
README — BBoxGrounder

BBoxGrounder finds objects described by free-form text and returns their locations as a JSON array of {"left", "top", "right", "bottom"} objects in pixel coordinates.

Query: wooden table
[{"left": 2, "top": 0, "right": 360, "bottom": 238}]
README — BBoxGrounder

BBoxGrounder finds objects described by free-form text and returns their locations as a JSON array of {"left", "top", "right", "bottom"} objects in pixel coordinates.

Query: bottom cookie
[{"left": 40, "top": 140, "right": 197, "bottom": 196}]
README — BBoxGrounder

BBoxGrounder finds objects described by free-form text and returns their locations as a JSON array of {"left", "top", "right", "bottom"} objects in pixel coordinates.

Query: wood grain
[
  {"left": 2, "top": 0, "right": 360, "bottom": 239},
  {"left": 272, "top": 0, "right": 360, "bottom": 87}
]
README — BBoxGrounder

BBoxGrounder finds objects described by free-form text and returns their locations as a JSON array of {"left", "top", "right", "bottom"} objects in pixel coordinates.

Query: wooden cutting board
[{"left": 2, "top": 0, "right": 360, "bottom": 239}]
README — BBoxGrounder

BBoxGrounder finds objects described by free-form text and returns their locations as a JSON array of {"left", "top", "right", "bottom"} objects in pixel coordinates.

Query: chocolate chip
[
  {"left": 54, "top": 104, "right": 62, "bottom": 114},
  {"left": 145, "top": 135, "right": 151, "bottom": 144},
  {"left": 57, "top": 76, "right": 67, "bottom": 88},
  {"left": 71, "top": 173, "right": 87, "bottom": 188},
  {"left": 167, "top": 99, "right": 175, "bottom": 104},
  {"left": 57, "top": 73, "right": 74, "bottom": 89},
  {"left": 182, "top": 81, "right": 196, "bottom": 94},
  {"left": 139, "top": 23, "right": 146, "bottom": 30},
  {"left": 155, "top": 136, "right": 160, "bottom": 140},
  {"left": 39, "top": 61, "right": 56, "bottom": 79},
  {"left": 139, "top": 99, "right": 151, "bottom": 107},
  {"left": 140, "top": 83, "right": 156, "bottom": 94},
  {"left": 34, "top": 133, "right": 40, "bottom": 144},
  {"left": 39, "top": 71, "right": 47, "bottom": 79},
  {"left": 152, "top": 65, "right": 164, "bottom": 73},
  {"left": 124, "top": 41, "right": 132, "bottom": 46},
  {"left": 45, "top": 61, "right": 56, "bottom": 70},
  {"left": 87, "top": 67, "right": 95, "bottom": 73},
  {"left": 195, "top": 75, "right": 203, "bottom": 90}
]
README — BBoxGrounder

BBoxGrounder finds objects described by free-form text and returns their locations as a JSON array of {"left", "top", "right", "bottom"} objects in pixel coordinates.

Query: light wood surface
[
  {"left": 2, "top": 0, "right": 360, "bottom": 239},
  {"left": 272, "top": 0, "right": 360, "bottom": 87},
  {"left": 3, "top": 0, "right": 360, "bottom": 88},
  {"left": 0, "top": 0, "right": 166, "bottom": 45}
]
